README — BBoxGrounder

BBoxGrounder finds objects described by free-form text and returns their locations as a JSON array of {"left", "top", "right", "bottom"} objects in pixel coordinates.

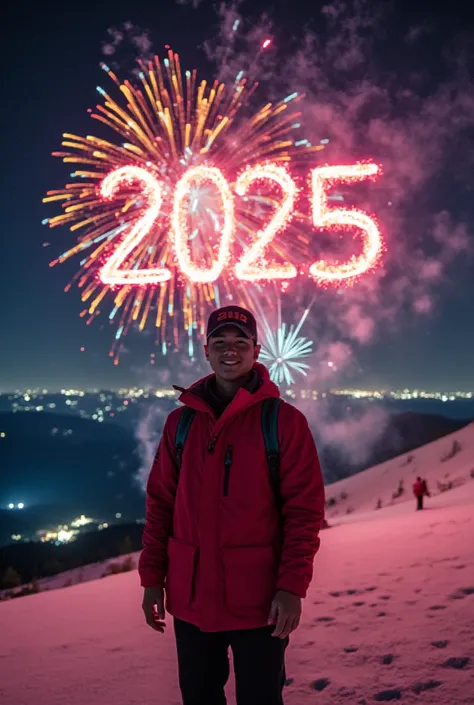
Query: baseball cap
[{"left": 206, "top": 305, "right": 258, "bottom": 342}]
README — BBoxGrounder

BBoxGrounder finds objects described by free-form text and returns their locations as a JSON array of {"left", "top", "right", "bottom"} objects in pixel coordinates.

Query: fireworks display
[
  {"left": 259, "top": 306, "right": 313, "bottom": 386},
  {"left": 43, "top": 51, "right": 325, "bottom": 363}
]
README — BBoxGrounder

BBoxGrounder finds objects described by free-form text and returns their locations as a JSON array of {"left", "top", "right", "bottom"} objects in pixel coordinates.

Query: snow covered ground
[{"left": 1, "top": 425, "right": 474, "bottom": 704}]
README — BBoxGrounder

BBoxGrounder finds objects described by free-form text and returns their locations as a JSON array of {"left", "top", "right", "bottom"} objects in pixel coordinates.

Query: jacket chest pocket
[{"left": 220, "top": 442, "right": 270, "bottom": 502}]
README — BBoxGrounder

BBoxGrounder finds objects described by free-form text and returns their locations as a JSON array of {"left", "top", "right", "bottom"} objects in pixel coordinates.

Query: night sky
[{"left": 2, "top": 0, "right": 474, "bottom": 392}]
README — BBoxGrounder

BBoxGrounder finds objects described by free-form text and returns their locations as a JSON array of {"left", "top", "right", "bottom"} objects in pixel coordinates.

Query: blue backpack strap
[
  {"left": 261, "top": 398, "right": 283, "bottom": 513},
  {"left": 175, "top": 407, "right": 196, "bottom": 471}
]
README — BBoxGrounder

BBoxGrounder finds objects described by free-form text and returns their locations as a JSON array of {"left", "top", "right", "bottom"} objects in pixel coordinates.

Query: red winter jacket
[
  {"left": 138, "top": 363, "right": 325, "bottom": 632},
  {"left": 413, "top": 479, "right": 428, "bottom": 498}
]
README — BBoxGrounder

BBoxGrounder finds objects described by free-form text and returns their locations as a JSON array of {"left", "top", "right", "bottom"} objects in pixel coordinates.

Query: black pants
[
  {"left": 174, "top": 617, "right": 288, "bottom": 705},
  {"left": 417, "top": 495, "right": 424, "bottom": 510}
]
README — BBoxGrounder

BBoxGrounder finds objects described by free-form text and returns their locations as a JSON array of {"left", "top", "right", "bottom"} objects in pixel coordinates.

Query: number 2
[
  {"left": 100, "top": 166, "right": 171, "bottom": 285},
  {"left": 235, "top": 164, "right": 297, "bottom": 281}
]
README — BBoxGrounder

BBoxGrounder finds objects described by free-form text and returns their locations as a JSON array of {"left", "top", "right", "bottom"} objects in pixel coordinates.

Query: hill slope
[
  {"left": 1, "top": 467, "right": 474, "bottom": 703},
  {"left": 325, "top": 421, "right": 474, "bottom": 518}
]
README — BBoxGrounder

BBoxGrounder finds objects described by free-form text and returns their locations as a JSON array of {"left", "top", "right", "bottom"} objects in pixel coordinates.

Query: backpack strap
[
  {"left": 175, "top": 407, "right": 196, "bottom": 471},
  {"left": 261, "top": 398, "right": 283, "bottom": 513}
]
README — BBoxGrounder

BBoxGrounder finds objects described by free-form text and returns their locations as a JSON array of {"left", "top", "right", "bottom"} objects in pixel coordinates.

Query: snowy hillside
[
  {"left": 325, "top": 421, "right": 474, "bottom": 520},
  {"left": 1, "top": 424, "right": 474, "bottom": 704},
  {"left": 1, "top": 490, "right": 474, "bottom": 702}
]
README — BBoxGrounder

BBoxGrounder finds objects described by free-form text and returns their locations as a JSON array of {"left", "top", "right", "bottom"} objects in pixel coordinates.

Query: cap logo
[{"left": 217, "top": 311, "right": 248, "bottom": 323}]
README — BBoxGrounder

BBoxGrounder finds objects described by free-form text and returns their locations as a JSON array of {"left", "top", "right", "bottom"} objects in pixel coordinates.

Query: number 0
[{"left": 172, "top": 166, "right": 234, "bottom": 284}]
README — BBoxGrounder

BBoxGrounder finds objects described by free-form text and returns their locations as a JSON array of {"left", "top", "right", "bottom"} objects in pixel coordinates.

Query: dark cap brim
[{"left": 207, "top": 322, "right": 256, "bottom": 341}]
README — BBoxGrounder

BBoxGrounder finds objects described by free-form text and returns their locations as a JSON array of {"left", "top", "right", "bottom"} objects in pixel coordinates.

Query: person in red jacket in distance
[
  {"left": 139, "top": 305, "right": 325, "bottom": 705},
  {"left": 413, "top": 476, "right": 430, "bottom": 511}
]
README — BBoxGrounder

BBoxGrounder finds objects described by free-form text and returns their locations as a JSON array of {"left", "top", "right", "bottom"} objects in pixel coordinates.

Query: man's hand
[
  {"left": 268, "top": 589, "right": 302, "bottom": 639},
  {"left": 142, "top": 586, "right": 166, "bottom": 633}
]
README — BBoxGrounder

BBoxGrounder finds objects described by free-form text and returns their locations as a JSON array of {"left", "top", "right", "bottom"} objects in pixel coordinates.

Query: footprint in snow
[
  {"left": 344, "top": 646, "right": 358, "bottom": 653},
  {"left": 442, "top": 657, "right": 470, "bottom": 670},
  {"left": 311, "top": 678, "right": 330, "bottom": 692},
  {"left": 431, "top": 640, "right": 449, "bottom": 649},
  {"left": 314, "top": 616, "right": 335, "bottom": 623},
  {"left": 380, "top": 595, "right": 391, "bottom": 600},
  {"left": 377, "top": 612, "right": 387, "bottom": 617},
  {"left": 428, "top": 604, "right": 447, "bottom": 611},
  {"left": 380, "top": 654, "right": 394, "bottom": 665},
  {"left": 411, "top": 680, "right": 442, "bottom": 695},
  {"left": 353, "top": 601, "right": 365, "bottom": 606},
  {"left": 373, "top": 688, "right": 402, "bottom": 701},
  {"left": 448, "top": 586, "right": 474, "bottom": 600}
]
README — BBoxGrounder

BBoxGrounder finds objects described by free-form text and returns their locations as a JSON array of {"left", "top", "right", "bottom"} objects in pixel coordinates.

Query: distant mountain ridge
[{"left": 0, "top": 409, "right": 470, "bottom": 545}]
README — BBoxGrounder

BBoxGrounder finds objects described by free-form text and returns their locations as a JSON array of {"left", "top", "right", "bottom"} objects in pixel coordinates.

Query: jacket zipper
[{"left": 223, "top": 445, "right": 233, "bottom": 496}]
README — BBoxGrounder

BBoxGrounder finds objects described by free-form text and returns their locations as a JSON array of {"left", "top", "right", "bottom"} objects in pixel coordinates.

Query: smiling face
[{"left": 205, "top": 325, "right": 260, "bottom": 382}]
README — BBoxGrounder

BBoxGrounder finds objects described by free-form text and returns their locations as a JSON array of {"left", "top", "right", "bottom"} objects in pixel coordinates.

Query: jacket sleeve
[
  {"left": 138, "top": 413, "right": 179, "bottom": 588},
  {"left": 276, "top": 404, "right": 325, "bottom": 599}
]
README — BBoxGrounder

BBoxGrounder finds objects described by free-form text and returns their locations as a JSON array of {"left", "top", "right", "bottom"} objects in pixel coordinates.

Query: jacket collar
[{"left": 174, "top": 362, "right": 280, "bottom": 432}]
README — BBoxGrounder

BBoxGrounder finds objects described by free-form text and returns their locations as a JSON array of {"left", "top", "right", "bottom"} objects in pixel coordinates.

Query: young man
[{"left": 139, "top": 305, "right": 325, "bottom": 705}]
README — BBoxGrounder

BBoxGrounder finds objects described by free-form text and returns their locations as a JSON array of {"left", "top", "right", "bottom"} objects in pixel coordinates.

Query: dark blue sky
[{"left": 1, "top": 0, "right": 473, "bottom": 392}]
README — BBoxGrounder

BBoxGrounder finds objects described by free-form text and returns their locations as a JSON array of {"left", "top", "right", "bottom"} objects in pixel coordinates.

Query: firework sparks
[
  {"left": 259, "top": 306, "right": 313, "bottom": 386},
  {"left": 43, "top": 51, "right": 323, "bottom": 363}
]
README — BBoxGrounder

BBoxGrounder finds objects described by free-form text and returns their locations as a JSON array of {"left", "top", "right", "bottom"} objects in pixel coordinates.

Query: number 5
[{"left": 310, "top": 163, "right": 381, "bottom": 282}]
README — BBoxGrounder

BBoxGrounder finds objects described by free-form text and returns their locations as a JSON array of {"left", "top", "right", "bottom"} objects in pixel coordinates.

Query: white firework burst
[{"left": 260, "top": 308, "right": 313, "bottom": 386}]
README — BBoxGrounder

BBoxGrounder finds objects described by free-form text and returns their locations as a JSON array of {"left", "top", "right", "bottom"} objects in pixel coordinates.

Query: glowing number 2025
[
  {"left": 100, "top": 166, "right": 171, "bottom": 284},
  {"left": 98, "top": 162, "right": 381, "bottom": 286}
]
